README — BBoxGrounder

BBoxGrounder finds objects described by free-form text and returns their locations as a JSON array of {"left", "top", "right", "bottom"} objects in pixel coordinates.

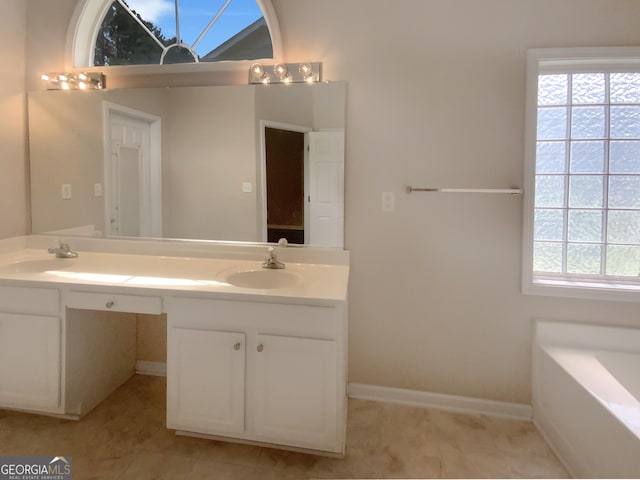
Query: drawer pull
[
  {"left": 233, "top": 342, "right": 241, "bottom": 351},
  {"left": 257, "top": 344, "right": 264, "bottom": 353},
  {"left": 106, "top": 301, "right": 115, "bottom": 309}
]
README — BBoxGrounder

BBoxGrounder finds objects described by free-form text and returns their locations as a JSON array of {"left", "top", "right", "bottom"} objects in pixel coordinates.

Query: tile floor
[{"left": 0, "top": 375, "right": 568, "bottom": 479}]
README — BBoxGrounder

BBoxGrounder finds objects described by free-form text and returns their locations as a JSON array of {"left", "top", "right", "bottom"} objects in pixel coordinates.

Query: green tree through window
[
  {"left": 96, "top": 1, "right": 172, "bottom": 65},
  {"left": 94, "top": 0, "right": 272, "bottom": 66}
]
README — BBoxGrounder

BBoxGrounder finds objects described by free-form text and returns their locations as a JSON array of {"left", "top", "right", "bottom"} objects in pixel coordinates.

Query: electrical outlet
[
  {"left": 382, "top": 192, "right": 395, "bottom": 212},
  {"left": 61, "top": 184, "right": 72, "bottom": 199}
]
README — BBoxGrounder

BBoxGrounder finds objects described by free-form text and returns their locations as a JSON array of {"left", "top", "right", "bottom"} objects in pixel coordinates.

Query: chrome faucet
[
  {"left": 262, "top": 246, "right": 285, "bottom": 269},
  {"left": 48, "top": 241, "right": 78, "bottom": 259}
]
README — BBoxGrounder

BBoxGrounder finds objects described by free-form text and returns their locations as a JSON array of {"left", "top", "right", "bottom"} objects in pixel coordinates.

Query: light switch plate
[
  {"left": 94, "top": 183, "right": 103, "bottom": 197},
  {"left": 242, "top": 182, "right": 252, "bottom": 193}
]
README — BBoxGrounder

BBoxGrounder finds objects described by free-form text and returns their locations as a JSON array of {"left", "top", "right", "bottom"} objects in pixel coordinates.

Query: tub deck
[
  {"left": 533, "top": 321, "right": 640, "bottom": 478},
  {"left": 543, "top": 346, "right": 640, "bottom": 439}
]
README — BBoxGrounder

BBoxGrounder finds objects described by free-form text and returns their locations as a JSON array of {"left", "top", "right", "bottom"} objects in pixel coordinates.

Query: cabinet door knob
[
  {"left": 233, "top": 342, "right": 241, "bottom": 351},
  {"left": 106, "top": 301, "right": 115, "bottom": 308},
  {"left": 257, "top": 344, "right": 264, "bottom": 352}
]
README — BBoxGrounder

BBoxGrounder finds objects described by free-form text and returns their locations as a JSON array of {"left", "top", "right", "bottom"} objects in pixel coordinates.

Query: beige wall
[
  {"left": 137, "top": 314, "right": 167, "bottom": 363},
  {"left": 0, "top": 0, "right": 28, "bottom": 238},
  {"left": 272, "top": 0, "right": 640, "bottom": 404},
  {"left": 167, "top": 86, "right": 257, "bottom": 240},
  {"left": 16, "top": 0, "right": 640, "bottom": 404},
  {"left": 29, "top": 91, "right": 108, "bottom": 234}
]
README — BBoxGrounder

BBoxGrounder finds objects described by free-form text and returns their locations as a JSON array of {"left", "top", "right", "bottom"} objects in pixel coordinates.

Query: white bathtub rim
[
  {"left": 533, "top": 320, "right": 640, "bottom": 478},
  {"left": 535, "top": 319, "right": 640, "bottom": 353},
  {"left": 541, "top": 345, "right": 640, "bottom": 441}
]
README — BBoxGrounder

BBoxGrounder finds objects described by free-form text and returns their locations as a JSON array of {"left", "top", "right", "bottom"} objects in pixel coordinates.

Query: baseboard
[
  {"left": 348, "top": 383, "right": 532, "bottom": 421},
  {"left": 135, "top": 360, "right": 167, "bottom": 377},
  {"left": 131, "top": 368, "right": 531, "bottom": 420}
]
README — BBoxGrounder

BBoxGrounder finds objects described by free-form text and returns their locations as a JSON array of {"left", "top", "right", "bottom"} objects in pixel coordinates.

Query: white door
[
  {"left": 106, "top": 109, "right": 162, "bottom": 237},
  {"left": 167, "top": 328, "right": 245, "bottom": 436},
  {"left": 252, "top": 334, "right": 339, "bottom": 452},
  {"left": 0, "top": 313, "right": 60, "bottom": 411},
  {"left": 305, "top": 131, "right": 345, "bottom": 247},
  {"left": 114, "top": 145, "right": 142, "bottom": 236}
]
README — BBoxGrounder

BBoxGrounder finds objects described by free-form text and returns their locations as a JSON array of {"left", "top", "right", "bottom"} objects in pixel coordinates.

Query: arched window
[{"left": 70, "top": 0, "right": 281, "bottom": 68}]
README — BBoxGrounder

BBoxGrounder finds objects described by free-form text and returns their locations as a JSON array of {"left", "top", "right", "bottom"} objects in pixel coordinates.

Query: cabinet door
[
  {"left": 167, "top": 328, "right": 245, "bottom": 435},
  {"left": 0, "top": 313, "right": 60, "bottom": 410},
  {"left": 253, "top": 334, "right": 339, "bottom": 452}
]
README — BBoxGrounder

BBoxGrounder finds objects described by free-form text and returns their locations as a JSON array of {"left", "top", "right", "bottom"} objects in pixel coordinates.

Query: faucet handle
[
  {"left": 262, "top": 246, "right": 285, "bottom": 269},
  {"left": 48, "top": 240, "right": 78, "bottom": 258}
]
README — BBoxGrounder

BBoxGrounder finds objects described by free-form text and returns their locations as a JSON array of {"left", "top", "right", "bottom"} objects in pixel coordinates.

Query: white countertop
[{"left": 0, "top": 236, "right": 349, "bottom": 303}]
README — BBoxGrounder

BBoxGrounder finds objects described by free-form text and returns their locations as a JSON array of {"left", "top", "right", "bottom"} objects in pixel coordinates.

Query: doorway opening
[
  {"left": 259, "top": 121, "right": 345, "bottom": 247},
  {"left": 260, "top": 121, "right": 311, "bottom": 244},
  {"left": 265, "top": 127, "right": 304, "bottom": 244}
]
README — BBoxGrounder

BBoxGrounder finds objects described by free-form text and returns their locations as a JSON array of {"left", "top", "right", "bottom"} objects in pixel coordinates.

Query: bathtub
[{"left": 533, "top": 320, "right": 640, "bottom": 478}]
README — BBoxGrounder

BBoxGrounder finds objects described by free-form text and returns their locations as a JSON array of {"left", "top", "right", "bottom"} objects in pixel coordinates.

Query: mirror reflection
[{"left": 28, "top": 82, "right": 345, "bottom": 247}]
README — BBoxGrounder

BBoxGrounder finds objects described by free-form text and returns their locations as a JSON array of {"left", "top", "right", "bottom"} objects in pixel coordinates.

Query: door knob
[
  {"left": 233, "top": 342, "right": 241, "bottom": 351},
  {"left": 257, "top": 344, "right": 264, "bottom": 352},
  {"left": 106, "top": 301, "right": 115, "bottom": 308}
]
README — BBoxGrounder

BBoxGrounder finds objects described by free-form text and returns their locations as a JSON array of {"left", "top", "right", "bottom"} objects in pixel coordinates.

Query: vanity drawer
[
  {"left": 0, "top": 286, "right": 60, "bottom": 315},
  {"left": 67, "top": 291, "right": 162, "bottom": 314}
]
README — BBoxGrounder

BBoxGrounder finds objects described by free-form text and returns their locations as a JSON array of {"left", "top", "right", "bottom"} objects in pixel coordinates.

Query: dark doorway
[{"left": 265, "top": 127, "right": 305, "bottom": 244}]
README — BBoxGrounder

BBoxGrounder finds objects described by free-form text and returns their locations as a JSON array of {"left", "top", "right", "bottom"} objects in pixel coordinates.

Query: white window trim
[
  {"left": 65, "top": 0, "right": 283, "bottom": 73},
  {"left": 522, "top": 47, "right": 640, "bottom": 303}
]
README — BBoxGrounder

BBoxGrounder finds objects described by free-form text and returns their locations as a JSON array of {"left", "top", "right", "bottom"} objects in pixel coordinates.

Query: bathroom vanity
[{"left": 0, "top": 235, "right": 349, "bottom": 456}]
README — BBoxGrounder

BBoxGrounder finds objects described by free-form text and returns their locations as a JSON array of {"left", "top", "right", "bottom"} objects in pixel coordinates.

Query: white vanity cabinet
[
  {"left": 167, "top": 296, "right": 347, "bottom": 455},
  {"left": 0, "top": 236, "right": 350, "bottom": 456},
  {"left": 169, "top": 327, "right": 246, "bottom": 435},
  {"left": 252, "top": 333, "right": 338, "bottom": 450},
  {"left": 0, "top": 285, "right": 61, "bottom": 412}
]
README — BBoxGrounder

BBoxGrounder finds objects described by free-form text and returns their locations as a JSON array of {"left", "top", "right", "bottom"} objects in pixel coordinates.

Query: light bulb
[
  {"left": 283, "top": 75, "right": 292, "bottom": 84},
  {"left": 78, "top": 82, "right": 87, "bottom": 90},
  {"left": 250, "top": 63, "right": 264, "bottom": 77},
  {"left": 78, "top": 73, "right": 88, "bottom": 81},
  {"left": 58, "top": 74, "right": 68, "bottom": 82},
  {"left": 274, "top": 63, "right": 288, "bottom": 80},
  {"left": 41, "top": 74, "right": 50, "bottom": 81},
  {"left": 299, "top": 63, "right": 312, "bottom": 76},
  {"left": 61, "top": 82, "right": 70, "bottom": 90}
]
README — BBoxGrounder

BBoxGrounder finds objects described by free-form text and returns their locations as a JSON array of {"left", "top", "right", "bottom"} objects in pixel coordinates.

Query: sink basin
[
  {"left": 223, "top": 269, "right": 300, "bottom": 289},
  {"left": 0, "top": 257, "right": 75, "bottom": 274}
]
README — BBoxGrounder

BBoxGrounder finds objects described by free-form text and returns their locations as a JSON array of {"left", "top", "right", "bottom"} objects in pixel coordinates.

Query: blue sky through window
[{"left": 125, "top": 0, "right": 263, "bottom": 57}]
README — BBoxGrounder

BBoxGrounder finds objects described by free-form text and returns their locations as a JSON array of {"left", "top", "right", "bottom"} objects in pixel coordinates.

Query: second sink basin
[{"left": 222, "top": 269, "right": 300, "bottom": 290}]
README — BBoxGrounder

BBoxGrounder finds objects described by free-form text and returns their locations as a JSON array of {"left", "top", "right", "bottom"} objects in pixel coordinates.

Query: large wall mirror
[{"left": 28, "top": 82, "right": 345, "bottom": 247}]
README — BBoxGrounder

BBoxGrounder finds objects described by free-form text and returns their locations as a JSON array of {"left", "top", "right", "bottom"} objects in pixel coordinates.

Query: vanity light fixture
[
  {"left": 249, "top": 62, "right": 322, "bottom": 84},
  {"left": 41, "top": 72, "right": 106, "bottom": 90}
]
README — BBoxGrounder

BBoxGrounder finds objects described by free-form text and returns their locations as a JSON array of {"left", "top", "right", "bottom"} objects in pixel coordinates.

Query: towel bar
[{"left": 407, "top": 187, "right": 522, "bottom": 195}]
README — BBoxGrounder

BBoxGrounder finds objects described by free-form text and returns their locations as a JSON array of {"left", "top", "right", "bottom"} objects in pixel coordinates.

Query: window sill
[{"left": 524, "top": 277, "right": 640, "bottom": 303}]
